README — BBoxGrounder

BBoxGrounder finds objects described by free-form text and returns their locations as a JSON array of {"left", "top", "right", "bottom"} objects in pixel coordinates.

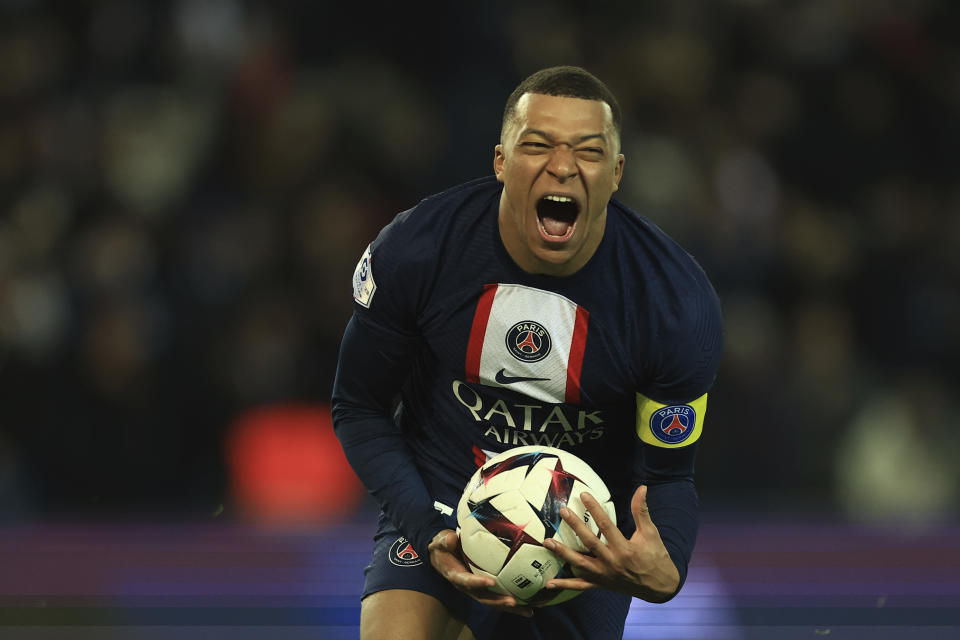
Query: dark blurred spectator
[{"left": 0, "top": 1, "right": 957, "bottom": 522}]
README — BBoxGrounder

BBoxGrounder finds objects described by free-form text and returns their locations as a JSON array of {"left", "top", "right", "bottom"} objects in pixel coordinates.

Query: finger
[
  {"left": 443, "top": 559, "right": 533, "bottom": 614},
  {"left": 432, "top": 550, "right": 470, "bottom": 577},
  {"left": 631, "top": 484, "right": 654, "bottom": 531},
  {"left": 447, "top": 570, "right": 496, "bottom": 591},
  {"left": 626, "top": 486, "right": 659, "bottom": 550},
  {"left": 545, "top": 577, "right": 596, "bottom": 591},
  {"left": 543, "top": 535, "right": 603, "bottom": 575},
  {"left": 428, "top": 529, "right": 458, "bottom": 556},
  {"left": 459, "top": 589, "right": 533, "bottom": 617},
  {"left": 559, "top": 502, "right": 616, "bottom": 561},
  {"left": 580, "top": 492, "right": 624, "bottom": 545},
  {"left": 555, "top": 505, "right": 602, "bottom": 555},
  {"left": 439, "top": 530, "right": 460, "bottom": 551},
  {"left": 462, "top": 588, "right": 515, "bottom": 606},
  {"left": 543, "top": 534, "right": 573, "bottom": 558},
  {"left": 471, "top": 595, "right": 533, "bottom": 616}
]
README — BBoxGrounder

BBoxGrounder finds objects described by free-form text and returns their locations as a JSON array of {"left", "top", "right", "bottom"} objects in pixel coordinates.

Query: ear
[
  {"left": 612, "top": 153, "right": 625, "bottom": 192},
  {"left": 493, "top": 144, "right": 505, "bottom": 182}
]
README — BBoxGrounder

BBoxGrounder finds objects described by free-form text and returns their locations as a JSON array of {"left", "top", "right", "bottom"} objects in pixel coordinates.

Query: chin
[{"left": 532, "top": 246, "right": 578, "bottom": 268}]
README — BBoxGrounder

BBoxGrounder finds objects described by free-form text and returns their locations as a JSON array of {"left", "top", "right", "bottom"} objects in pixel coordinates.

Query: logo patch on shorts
[
  {"left": 505, "top": 320, "right": 552, "bottom": 363},
  {"left": 388, "top": 537, "right": 423, "bottom": 567},
  {"left": 650, "top": 404, "right": 696, "bottom": 445},
  {"left": 352, "top": 245, "right": 376, "bottom": 308}
]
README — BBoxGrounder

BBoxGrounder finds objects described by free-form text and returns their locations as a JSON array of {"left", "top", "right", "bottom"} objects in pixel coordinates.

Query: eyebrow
[{"left": 523, "top": 129, "right": 607, "bottom": 145}]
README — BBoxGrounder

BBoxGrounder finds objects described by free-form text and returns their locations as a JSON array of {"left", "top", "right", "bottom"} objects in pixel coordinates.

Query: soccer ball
[{"left": 456, "top": 445, "right": 616, "bottom": 606}]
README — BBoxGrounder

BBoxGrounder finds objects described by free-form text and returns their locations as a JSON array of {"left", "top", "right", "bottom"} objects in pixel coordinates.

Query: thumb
[
  {"left": 441, "top": 529, "right": 460, "bottom": 551},
  {"left": 429, "top": 528, "right": 457, "bottom": 552},
  {"left": 632, "top": 484, "right": 652, "bottom": 530}
]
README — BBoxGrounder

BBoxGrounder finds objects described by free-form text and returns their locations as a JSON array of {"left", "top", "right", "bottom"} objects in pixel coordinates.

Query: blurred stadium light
[{"left": 225, "top": 403, "right": 365, "bottom": 524}]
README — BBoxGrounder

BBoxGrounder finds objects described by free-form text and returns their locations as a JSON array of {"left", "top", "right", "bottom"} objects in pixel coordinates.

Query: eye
[
  {"left": 575, "top": 147, "right": 606, "bottom": 162},
  {"left": 521, "top": 141, "right": 550, "bottom": 149}
]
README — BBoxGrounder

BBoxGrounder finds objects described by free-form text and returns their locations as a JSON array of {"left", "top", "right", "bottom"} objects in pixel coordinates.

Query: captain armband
[{"left": 636, "top": 392, "right": 708, "bottom": 448}]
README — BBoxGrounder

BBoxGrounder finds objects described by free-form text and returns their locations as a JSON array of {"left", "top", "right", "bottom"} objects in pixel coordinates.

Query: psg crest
[
  {"left": 388, "top": 537, "right": 423, "bottom": 567},
  {"left": 650, "top": 404, "right": 696, "bottom": 445},
  {"left": 506, "top": 321, "right": 552, "bottom": 363}
]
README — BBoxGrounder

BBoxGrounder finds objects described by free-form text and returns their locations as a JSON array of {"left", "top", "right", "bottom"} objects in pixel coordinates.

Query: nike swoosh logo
[{"left": 495, "top": 369, "right": 550, "bottom": 385}]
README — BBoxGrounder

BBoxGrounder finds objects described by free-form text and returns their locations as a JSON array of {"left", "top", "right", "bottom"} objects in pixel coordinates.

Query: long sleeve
[
  {"left": 638, "top": 443, "right": 700, "bottom": 599},
  {"left": 630, "top": 246, "right": 721, "bottom": 599},
  {"left": 331, "top": 315, "right": 448, "bottom": 556}
]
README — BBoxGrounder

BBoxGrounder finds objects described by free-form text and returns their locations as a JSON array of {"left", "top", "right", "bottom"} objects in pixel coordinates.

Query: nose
[{"left": 546, "top": 145, "right": 577, "bottom": 182}]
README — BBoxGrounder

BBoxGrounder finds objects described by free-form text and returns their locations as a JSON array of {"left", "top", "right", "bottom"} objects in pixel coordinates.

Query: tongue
[{"left": 541, "top": 216, "right": 571, "bottom": 237}]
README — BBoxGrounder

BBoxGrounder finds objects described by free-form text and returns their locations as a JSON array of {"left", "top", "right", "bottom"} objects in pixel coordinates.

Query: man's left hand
[{"left": 542, "top": 485, "right": 680, "bottom": 603}]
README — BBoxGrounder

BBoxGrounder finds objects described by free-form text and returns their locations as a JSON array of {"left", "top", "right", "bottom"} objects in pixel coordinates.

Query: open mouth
[{"left": 536, "top": 194, "right": 580, "bottom": 240}]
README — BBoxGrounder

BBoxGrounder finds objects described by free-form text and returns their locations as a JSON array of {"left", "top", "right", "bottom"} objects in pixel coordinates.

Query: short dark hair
[{"left": 501, "top": 66, "right": 622, "bottom": 142}]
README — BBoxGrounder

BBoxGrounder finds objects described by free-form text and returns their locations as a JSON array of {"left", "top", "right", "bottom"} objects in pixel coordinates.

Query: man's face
[{"left": 494, "top": 93, "right": 624, "bottom": 276}]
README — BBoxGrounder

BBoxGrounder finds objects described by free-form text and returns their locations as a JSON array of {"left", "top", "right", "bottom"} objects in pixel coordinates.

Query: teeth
[{"left": 544, "top": 195, "right": 574, "bottom": 203}]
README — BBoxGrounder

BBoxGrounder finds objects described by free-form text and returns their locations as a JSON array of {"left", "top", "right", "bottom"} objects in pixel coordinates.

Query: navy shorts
[{"left": 362, "top": 511, "right": 633, "bottom": 640}]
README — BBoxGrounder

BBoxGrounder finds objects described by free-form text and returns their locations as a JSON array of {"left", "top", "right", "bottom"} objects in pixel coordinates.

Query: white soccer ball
[{"left": 455, "top": 445, "right": 616, "bottom": 606}]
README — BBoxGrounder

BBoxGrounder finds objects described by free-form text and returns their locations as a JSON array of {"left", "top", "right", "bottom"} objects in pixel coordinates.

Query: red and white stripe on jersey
[{"left": 465, "top": 283, "right": 589, "bottom": 404}]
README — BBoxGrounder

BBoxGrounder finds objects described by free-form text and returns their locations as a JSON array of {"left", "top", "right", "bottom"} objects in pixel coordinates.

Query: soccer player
[{"left": 332, "top": 66, "right": 723, "bottom": 640}]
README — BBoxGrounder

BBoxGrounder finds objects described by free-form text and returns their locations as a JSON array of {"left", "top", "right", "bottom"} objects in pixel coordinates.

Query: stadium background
[{"left": 0, "top": 1, "right": 957, "bottom": 638}]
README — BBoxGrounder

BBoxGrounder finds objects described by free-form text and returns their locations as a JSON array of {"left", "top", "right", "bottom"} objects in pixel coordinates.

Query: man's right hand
[{"left": 427, "top": 529, "right": 534, "bottom": 617}]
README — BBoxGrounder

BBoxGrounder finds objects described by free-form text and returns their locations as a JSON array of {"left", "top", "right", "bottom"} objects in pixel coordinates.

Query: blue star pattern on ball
[
  {"left": 478, "top": 451, "right": 559, "bottom": 487},
  {"left": 467, "top": 495, "right": 542, "bottom": 564},
  {"left": 533, "top": 458, "right": 583, "bottom": 538},
  {"left": 456, "top": 446, "right": 619, "bottom": 607},
  {"left": 472, "top": 454, "right": 584, "bottom": 550}
]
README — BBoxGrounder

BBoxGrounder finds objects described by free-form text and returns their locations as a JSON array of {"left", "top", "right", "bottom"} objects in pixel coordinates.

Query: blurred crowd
[{"left": 0, "top": 1, "right": 957, "bottom": 523}]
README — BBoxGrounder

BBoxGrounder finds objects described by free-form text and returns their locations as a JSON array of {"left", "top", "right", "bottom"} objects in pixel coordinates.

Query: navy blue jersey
[{"left": 332, "top": 176, "right": 723, "bottom": 595}]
